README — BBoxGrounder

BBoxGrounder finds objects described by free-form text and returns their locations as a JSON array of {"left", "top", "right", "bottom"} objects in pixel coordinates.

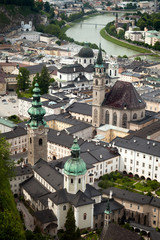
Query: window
[
  {"left": 143, "top": 154, "right": 145, "bottom": 158},
  {"left": 95, "top": 79, "right": 98, "bottom": 86},
  {"left": 71, "top": 179, "right": 73, "bottom": 184},
  {"left": 153, "top": 220, "right": 156, "bottom": 225},
  {"left": 63, "top": 205, "right": 66, "bottom": 211},
  {"left": 113, "top": 112, "right": 117, "bottom": 126},
  {"left": 130, "top": 160, "right": 133, "bottom": 164},
  {"left": 130, "top": 204, "right": 132, "bottom": 208},
  {"left": 155, "top": 166, "right": 158, "bottom": 171},
  {"left": 148, "top": 172, "right": 151, "bottom": 176},
  {"left": 130, "top": 167, "right": 132, "bottom": 171},
  {"left": 124, "top": 165, "right": 126, "bottom": 169},
  {"left": 142, "top": 163, "right": 145, "bottom": 167},
  {"left": 78, "top": 179, "right": 81, "bottom": 184},
  {"left": 137, "top": 206, "right": 140, "bottom": 210},
  {"left": 30, "top": 138, "right": 32, "bottom": 144},
  {"left": 105, "top": 110, "right": 109, "bottom": 124},
  {"left": 83, "top": 213, "right": 87, "bottom": 220},
  {"left": 136, "top": 161, "right": 139, "bottom": 165},
  {"left": 133, "top": 113, "right": 137, "bottom": 119},
  {"left": 137, "top": 153, "right": 139, "bottom": 157},
  {"left": 124, "top": 158, "right": 127, "bottom": 162},
  {"left": 154, "top": 208, "right": 156, "bottom": 212},
  {"left": 142, "top": 170, "right": 144, "bottom": 174},
  {"left": 150, "top": 156, "right": 152, "bottom": 160},
  {"left": 39, "top": 139, "right": 42, "bottom": 146},
  {"left": 125, "top": 150, "right": 127, "bottom": 153},
  {"left": 156, "top": 158, "right": 158, "bottom": 162},
  {"left": 122, "top": 113, "right": 127, "bottom": 128},
  {"left": 155, "top": 174, "right": 157, "bottom": 178},
  {"left": 136, "top": 168, "right": 138, "bottom": 172},
  {"left": 149, "top": 165, "right": 151, "bottom": 169},
  {"left": 120, "top": 149, "right": 122, "bottom": 152}
]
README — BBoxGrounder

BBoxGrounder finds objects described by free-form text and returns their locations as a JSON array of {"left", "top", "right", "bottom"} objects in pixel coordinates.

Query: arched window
[
  {"left": 30, "top": 138, "right": 32, "bottom": 144},
  {"left": 95, "top": 79, "right": 98, "bottom": 86},
  {"left": 113, "top": 112, "right": 117, "bottom": 126},
  {"left": 110, "top": 70, "right": 111, "bottom": 76},
  {"left": 84, "top": 59, "right": 86, "bottom": 63},
  {"left": 63, "top": 205, "right": 66, "bottom": 211},
  {"left": 133, "top": 113, "right": 137, "bottom": 120},
  {"left": 122, "top": 113, "right": 127, "bottom": 128},
  {"left": 105, "top": 110, "right": 109, "bottom": 124},
  {"left": 78, "top": 178, "right": 81, "bottom": 184},
  {"left": 141, "top": 112, "right": 143, "bottom": 118},
  {"left": 39, "top": 139, "right": 43, "bottom": 146},
  {"left": 115, "top": 70, "right": 117, "bottom": 76},
  {"left": 94, "top": 109, "right": 98, "bottom": 124},
  {"left": 60, "top": 75, "right": 62, "bottom": 79},
  {"left": 83, "top": 213, "right": 87, "bottom": 220}
]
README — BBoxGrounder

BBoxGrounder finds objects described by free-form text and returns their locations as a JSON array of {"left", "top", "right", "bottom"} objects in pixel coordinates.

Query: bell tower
[
  {"left": 92, "top": 44, "right": 106, "bottom": 127},
  {"left": 63, "top": 139, "right": 87, "bottom": 194},
  {"left": 27, "top": 83, "right": 48, "bottom": 166}
]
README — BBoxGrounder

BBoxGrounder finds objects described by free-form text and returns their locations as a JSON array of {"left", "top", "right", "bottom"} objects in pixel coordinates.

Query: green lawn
[
  {"left": 134, "top": 182, "right": 151, "bottom": 192},
  {"left": 100, "top": 28, "right": 152, "bottom": 54}
]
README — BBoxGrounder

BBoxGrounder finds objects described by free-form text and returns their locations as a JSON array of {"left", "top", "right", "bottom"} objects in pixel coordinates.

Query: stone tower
[
  {"left": 27, "top": 83, "right": 48, "bottom": 166},
  {"left": 63, "top": 139, "right": 87, "bottom": 194},
  {"left": 92, "top": 44, "right": 106, "bottom": 127}
]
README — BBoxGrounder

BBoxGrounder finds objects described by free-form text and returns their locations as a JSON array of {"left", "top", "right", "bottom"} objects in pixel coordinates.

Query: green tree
[
  {"left": 17, "top": 67, "right": 30, "bottom": 91},
  {"left": 44, "top": 2, "right": 50, "bottom": 12},
  {"left": 153, "top": 20, "right": 160, "bottom": 31},
  {"left": 64, "top": 207, "right": 76, "bottom": 240},
  {"left": 33, "top": 66, "right": 52, "bottom": 95},
  {"left": 0, "top": 136, "right": 26, "bottom": 239}
]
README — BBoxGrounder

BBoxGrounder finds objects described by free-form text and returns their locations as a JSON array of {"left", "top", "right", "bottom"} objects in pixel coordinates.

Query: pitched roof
[
  {"left": 71, "top": 190, "right": 94, "bottom": 207},
  {"left": 103, "top": 81, "right": 146, "bottom": 110},
  {"left": 58, "top": 64, "right": 84, "bottom": 74},
  {"left": 103, "top": 187, "right": 151, "bottom": 205},
  {"left": 103, "top": 223, "right": 141, "bottom": 240},
  {"left": 84, "top": 184, "right": 101, "bottom": 198},
  {"left": 66, "top": 102, "right": 92, "bottom": 116},
  {"left": 94, "top": 199, "right": 123, "bottom": 216},
  {"left": 48, "top": 188, "right": 71, "bottom": 205},
  {"left": 14, "top": 164, "right": 33, "bottom": 176},
  {"left": 2, "top": 126, "right": 27, "bottom": 139},
  {"left": 34, "top": 209, "right": 57, "bottom": 223},
  {"left": 33, "top": 159, "right": 63, "bottom": 191},
  {"left": 113, "top": 136, "right": 160, "bottom": 157}
]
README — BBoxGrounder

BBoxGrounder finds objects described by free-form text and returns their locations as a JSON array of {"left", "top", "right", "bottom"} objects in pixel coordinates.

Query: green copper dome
[
  {"left": 28, "top": 83, "right": 47, "bottom": 129},
  {"left": 64, "top": 139, "right": 87, "bottom": 176},
  {"left": 78, "top": 43, "right": 94, "bottom": 58}
]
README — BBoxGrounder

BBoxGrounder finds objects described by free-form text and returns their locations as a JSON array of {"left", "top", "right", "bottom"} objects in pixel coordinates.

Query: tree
[
  {"left": 64, "top": 207, "right": 76, "bottom": 240},
  {"left": 44, "top": 1, "right": 50, "bottom": 12},
  {"left": 0, "top": 136, "right": 26, "bottom": 240},
  {"left": 17, "top": 67, "right": 30, "bottom": 91},
  {"left": 32, "top": 66, "right": 53, "bottom": 95}
]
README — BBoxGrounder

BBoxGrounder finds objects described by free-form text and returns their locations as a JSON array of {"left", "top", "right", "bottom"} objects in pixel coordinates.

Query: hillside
[{"left": 0, "top": 4, "right": 41, "bottom": 33}]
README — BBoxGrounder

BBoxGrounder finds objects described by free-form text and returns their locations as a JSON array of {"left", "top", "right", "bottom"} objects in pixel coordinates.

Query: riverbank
[{"left": 100, "top": 28, "right": 152, "bottom": 54}]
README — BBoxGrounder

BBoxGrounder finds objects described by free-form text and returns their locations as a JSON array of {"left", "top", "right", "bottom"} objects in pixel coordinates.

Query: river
[{"left": 66, "top": 13, "right": 140, "bottom": 57}]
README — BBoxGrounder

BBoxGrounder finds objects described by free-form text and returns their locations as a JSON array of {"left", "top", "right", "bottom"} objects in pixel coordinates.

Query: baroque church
[
  {"left": 20, "top": 76, "right": 124, "bottom": 235},
  {"left": 56, "top": 44, "right": 119, "bottom": 88},
  {"left": 92, "top": 46, "right": 146, "bottom": 129}
]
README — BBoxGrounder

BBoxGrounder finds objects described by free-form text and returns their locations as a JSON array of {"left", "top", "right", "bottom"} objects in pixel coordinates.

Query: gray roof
[
  {"left": 34, "top": 209, "right": 57, "bottom": 223},
  {"left": 49, "top": 188, "right": 71, "bottom": 205},
  {"left": 94, "top": 198, "right": 123, "bottom": 216},
  {"left": 103, "top": 223, "right": 141, "bottom": 240},
  {"left": 47, "top": 128, "right": 84, "bottom": 148},
  {"left": 113, "top": 136, "right": 160, "bottom": 157},
  {"left": 66, "top": 122, "right": 92, "bottom": 134},
  {"left": 21, "top": 176, "right": 50, "bottom": 201},
  {"left": 2, "top": 126, "right": 27, "bottom": 139},
  {"left": 58, "top": 64, "right": 84, "bottom": 74},
  {"left": 25, "top": 63, "right": 45, "bottom": 75},
  {"left": 84, "top": 184, "right": 101, "bottom": 199},
  {"left": 141, "top": 89, "right": 160, "bottom": 103},
  {"left": 103, "top": 187, "right": 151, "bottom": 205},
  {"left": 14, "top": 164, "right": 33, "bottom": 176},
  {"left": 71, "top": 190, "right": 94, "bottom": 207},
  {"left": 33, "top": 159, "right": 63, "bottom": 191},
  {"left": 66, "top": 102, "right": 92, "bottom": 116}
]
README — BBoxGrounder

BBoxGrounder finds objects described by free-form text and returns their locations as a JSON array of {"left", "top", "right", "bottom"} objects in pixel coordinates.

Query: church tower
[
  {"left": 63, "top": 139, "right": 87, "bottom": 194},
  {"left": 104, "top": 199, "right": 112, "bottom": 226},
  {"left": 27, "top": 83, "right": 48, "bottom": 166},
  {"left": 92, "top": 44, "right": 106, "bottom": 127}
]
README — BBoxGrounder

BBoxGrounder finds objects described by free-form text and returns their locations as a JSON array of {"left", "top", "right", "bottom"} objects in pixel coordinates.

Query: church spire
[
  {"left": 28, "top": 83, "right": 47, "bottom": 129},
  {"left": 96, "top": 43, "right": 103, "bottom": 66}
]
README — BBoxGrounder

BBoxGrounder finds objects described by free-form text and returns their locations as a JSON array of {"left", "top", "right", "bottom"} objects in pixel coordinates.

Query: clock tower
[{"left": 27, "top": 83, "right": 48, "bottom": 166}]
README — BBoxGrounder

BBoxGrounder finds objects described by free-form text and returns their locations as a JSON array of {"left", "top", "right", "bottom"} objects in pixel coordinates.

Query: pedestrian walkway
[{"left": 17, "top": 201, "right": 35, "bottom": 231}]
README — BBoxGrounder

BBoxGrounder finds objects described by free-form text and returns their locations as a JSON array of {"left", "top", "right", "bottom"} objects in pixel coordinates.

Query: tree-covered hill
[
  {"left": 0, "top": 4, "right": 41, "bottom": 33},
  {"left": 0, "top": 136, "right": 26, "bottom": 240}
]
